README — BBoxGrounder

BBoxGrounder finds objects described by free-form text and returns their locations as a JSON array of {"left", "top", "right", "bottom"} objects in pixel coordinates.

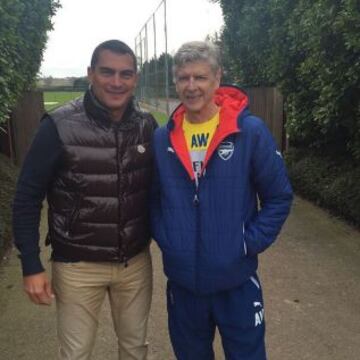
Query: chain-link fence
[
  {"left": 134, "top": 0, "right": 224, "bottom": 116},
  {"left": 135, "top": 0, "right": 173, "bottom": 116}
]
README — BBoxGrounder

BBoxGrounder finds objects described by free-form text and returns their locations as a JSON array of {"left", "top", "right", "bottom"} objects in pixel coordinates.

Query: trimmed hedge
[
  {"left": 0, "top": 154, "right": 18, "bottom": 260},
  {"left": 286, "top": 148, "right": 360, "bottom": 227},
  {"left": 214, "top": 0, "right": 360, "bottom": 163},
  {"left": 0, "top": 0, "right": 60, "bottom": 127}
]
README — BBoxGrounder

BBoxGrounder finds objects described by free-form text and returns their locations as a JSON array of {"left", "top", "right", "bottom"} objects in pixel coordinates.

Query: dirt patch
[{"left": 0, "top": 154, "right": 18, "bottom": 261}]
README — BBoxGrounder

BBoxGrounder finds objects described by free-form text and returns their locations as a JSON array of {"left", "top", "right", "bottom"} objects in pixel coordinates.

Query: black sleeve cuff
[{"left": 18, "top": 253, "right": 45, "bottom": 277}]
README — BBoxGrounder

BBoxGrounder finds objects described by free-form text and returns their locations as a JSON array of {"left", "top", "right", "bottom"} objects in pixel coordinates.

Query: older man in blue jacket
[{"left": 151, "top": 41, "right": 293, "bottom": 359}]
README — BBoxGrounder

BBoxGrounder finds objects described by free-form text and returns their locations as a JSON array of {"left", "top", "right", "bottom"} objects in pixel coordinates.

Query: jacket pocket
[
  {"left": 242, "top": 221, "right": 248, "bottom": 256},
  {"left": 65, "top": 192, "right": 82, "bottom": 235}
]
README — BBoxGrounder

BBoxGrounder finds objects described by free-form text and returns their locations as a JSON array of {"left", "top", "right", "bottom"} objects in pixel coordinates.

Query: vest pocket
[{"left": 65, "top": 193, "right": 82, "bottom": 235}]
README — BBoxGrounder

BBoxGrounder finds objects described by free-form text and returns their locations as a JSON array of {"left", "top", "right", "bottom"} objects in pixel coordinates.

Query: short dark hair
[{"left": 90, "top": 40, "right": 137, "bottom": 70}]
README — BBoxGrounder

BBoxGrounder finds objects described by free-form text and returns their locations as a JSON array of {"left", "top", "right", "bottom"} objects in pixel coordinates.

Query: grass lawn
[
  {"left": 151, "top": 111, "right": 168, "bottom": 125},
  {"left": 44, "top": 91, "right": 84, "bottom": 111}
]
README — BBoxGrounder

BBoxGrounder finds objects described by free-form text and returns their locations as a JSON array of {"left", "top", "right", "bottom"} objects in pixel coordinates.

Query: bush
[
  {"left": 0, "top": 154, "right": 18, "bottom": 260},
  {"left": 214, "top": 0, "right": 360, "bottom": 163},
  {"left": 286, "top": 148, "right": 360, "bottom": 227},
  {"left": 0, "top": 0, "right": 60, "bottom": 128}
]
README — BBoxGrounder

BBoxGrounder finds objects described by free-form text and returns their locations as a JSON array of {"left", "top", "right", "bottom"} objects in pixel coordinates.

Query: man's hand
[{"left": 23, "top": 272, "right": 55, "bottom": 305}]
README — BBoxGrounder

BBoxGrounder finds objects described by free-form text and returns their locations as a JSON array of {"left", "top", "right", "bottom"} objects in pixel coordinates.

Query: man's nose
[
  {"left": 187, "top": 77, "right": 196, "bottom": 89},
  {"left": 111, "top": 74, "right": 122, "bottom": 87}
]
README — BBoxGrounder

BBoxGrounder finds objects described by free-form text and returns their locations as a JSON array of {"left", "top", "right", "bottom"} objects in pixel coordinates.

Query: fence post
[
  {"left": 164, "top": 0, "right": 170, "bottom": 116},
  {"left": 11, "top": 91, "right": 44, "bottom": 166}
]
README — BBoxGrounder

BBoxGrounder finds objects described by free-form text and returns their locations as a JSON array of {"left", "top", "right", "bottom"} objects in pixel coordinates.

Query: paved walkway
[{"left": 1, "top": 196, "right": 360, "bottom": 359}]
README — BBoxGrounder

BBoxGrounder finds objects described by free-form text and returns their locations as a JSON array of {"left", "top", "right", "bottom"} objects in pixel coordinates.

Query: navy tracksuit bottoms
[{"left": 166, "top": 274, "right": 267, "bottom": 360}]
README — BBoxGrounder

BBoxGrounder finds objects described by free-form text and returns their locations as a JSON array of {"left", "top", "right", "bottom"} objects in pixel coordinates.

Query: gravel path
[{"left": 1, "top": 196, "right": 359, "bottom": 359}]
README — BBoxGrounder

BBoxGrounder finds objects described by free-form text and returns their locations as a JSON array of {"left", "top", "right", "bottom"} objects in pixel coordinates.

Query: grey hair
[{"left": 173, "top": 41, "right": 221, "bottom": 80}]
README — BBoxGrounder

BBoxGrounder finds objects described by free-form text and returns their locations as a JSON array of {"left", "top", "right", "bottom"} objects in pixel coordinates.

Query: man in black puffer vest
[{"left": 13, "top": 40, "right": 157, "bottom": 360}]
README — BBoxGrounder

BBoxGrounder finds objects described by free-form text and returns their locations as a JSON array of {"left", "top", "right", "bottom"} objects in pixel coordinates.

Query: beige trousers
[{"left": 52, "top": 248, "right": 153, "bottom": 360}]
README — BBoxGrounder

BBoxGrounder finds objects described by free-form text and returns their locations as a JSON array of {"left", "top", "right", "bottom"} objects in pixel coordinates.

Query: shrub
[
  {"left": 286, "top": 148, "right": 360, "bottom": 227},
  {"left": 0, "top": 154, "right": 18, "bottom": 260},
  {"left": 0, "top": 0, "right": 60, "bottom": 129},
  {"left": 213, "top": 0, "right": 360, "bottom": 162}
]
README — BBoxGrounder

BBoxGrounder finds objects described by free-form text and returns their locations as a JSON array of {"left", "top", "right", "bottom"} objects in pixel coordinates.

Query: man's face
[
  {"left": 87, "top": 49, "right": 138, "bottom": 120},
  {"left": 175, "top": 60, "right": 221, "bottom": 121}
]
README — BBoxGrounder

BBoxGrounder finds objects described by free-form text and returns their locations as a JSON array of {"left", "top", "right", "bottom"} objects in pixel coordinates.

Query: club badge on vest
[
  {"left": 137, "top": 144, "right": 146, "bottom": 154},
  {"left": 217, "top": 141, "right": 234, "bottom": 161}
]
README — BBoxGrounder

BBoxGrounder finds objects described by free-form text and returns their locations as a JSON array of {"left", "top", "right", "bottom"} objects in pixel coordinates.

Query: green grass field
[
  {"left": 44, "top": 91, "right": 84, "bottom": 111},
  {"left": 151, "top": 110, "right": 168, "bottom": 125}
]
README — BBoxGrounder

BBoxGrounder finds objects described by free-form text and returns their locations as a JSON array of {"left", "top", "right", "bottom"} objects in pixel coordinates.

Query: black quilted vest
[{"left": 46, "top": 91, "right": 157, "bottom": 263}]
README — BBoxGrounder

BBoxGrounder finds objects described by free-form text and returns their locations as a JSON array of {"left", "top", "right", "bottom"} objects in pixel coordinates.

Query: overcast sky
[{"left": 40, "top": 0, "right": 224, "bottom": 77}]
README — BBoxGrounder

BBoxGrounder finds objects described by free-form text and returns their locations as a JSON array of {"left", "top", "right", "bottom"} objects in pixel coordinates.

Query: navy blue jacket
[{"left": 151, "top": 86, "right": 293, "bottom": 295}]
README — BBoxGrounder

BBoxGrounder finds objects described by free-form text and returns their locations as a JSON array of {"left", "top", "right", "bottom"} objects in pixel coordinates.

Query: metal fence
[
  {"left": 135, "top": 0, "right": 173, "bottom": 115},
  {"left": 134, "top": 1, "right": 285, "bottom": 148}
]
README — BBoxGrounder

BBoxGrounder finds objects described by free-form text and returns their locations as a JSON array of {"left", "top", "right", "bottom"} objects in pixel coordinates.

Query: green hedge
[
  {"left": 0, "top": 0, "right": 60, "bottom": 128},
  {"left": 214, "top": 0, "right": 360, "bottom": 163},
  {"left": 286, "top": 148, "right": 360, "bottom": 227},
  {"left": 0, "top": 154, "right": 18, "bottom": 260}
]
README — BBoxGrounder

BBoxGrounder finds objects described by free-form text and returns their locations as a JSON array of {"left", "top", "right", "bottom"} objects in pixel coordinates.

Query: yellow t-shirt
[{"left": 182, "top": 113, "right": 219, "bottom": 179}]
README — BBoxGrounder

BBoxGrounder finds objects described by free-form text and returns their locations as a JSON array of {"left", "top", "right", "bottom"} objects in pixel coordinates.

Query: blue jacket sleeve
[
  {"left": 150, "top": 130, "right": 166, "bottom": 245},
  {"left": 12, "top": 116, "right": 62, "bottom": 276},
  {"left": 244, "top": 119, "right": 293, "bottom": 256}
]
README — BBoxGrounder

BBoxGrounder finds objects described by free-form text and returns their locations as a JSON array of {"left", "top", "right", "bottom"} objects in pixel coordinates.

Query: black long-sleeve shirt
[{"left": 12, "top": 116, "right": 62, "bottom": 276}]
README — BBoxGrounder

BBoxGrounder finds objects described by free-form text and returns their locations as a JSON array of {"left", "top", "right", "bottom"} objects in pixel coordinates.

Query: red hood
[{"left": 170, "top": 86, "right": 249, "bottom": 180}]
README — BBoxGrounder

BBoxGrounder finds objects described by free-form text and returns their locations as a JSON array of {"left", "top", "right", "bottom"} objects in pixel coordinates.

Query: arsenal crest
[{"left": 217, "top": 141, "right": 234, "bottom": 161}]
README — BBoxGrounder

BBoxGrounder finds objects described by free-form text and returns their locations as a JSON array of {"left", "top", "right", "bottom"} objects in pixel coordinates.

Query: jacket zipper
[
  {"left": 114, "top": 129, "right": 128, "bottom": 267},
  {"left": 193, "top": 173, "right": 201, "bottom": 293}
]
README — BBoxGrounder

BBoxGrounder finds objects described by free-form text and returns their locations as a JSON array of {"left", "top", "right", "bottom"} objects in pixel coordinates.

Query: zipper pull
[{"left": 193, "top": 194, "right": 200, "bottom": 206}]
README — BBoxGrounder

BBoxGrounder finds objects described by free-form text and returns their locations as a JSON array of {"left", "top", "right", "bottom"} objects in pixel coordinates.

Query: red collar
[{"left": 170, "top": 86, "right": 248, "bottom": 179}]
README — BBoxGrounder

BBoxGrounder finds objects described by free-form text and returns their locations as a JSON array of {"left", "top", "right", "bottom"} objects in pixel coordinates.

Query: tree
[
  {"left": 213, "top": 0, "right": 360, "bottom": 161},
  {"left": 43, "top": 76, "right": 54, "bottom": 87},
  {"left": 138, "top": 52, "right": 174, "bottom": 99},
  {"left": 73, "top": 77, "right": 89, "bottom": 91},
  {"left": 0, "top": 0, "right": 60, "bottom": 129}
]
